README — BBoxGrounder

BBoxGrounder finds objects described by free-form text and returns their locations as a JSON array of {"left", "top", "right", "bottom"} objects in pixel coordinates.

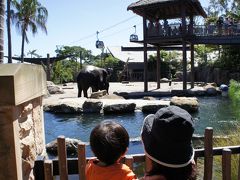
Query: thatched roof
[{"left": 127, "top": 0, "right": 207, "bottom": 20}]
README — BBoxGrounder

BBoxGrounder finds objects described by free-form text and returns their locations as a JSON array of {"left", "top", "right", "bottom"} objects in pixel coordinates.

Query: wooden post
[
  {"left": 0, "top": 0, "right": 4, "bottom": 64},
  {"left": 125, "top": 155, "right": 134, "bottom": 170},
  {"left": 78, "top": 143, "right": 86, "bottom": 180},
  {"left": 57, "top": 136, "right": 68, "bottom": 180},
  {"left": 238, "top": 154, "right": 240, "bottom": 180},
  {"left": 181, "top": 3, "right": 187, "bottom": 90},
  {"left": 46, "top": 54, "right": 51, "bottom": 81},
  {"left": 204, "top": 127, "right": 213, "bottom": 180},
  {"left": 157, "top": 46, "right": 161, "bottom": 89},
  {"left": 190, "top": 43, "right": 194, "bottom": 88},
  {"left": 222, "top": 148, "right": 231, "bottom": 180},
  {"left": 143, "top": 13, "right": 148, "bottom": 92},
  {"left": 44, "top": 160, "right": 53, "bottom": 180}
]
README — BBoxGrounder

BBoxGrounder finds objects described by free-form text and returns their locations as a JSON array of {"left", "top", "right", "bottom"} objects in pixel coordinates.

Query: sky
[{"left": 3, "top": 0, "right": 208, "bottom": 63}]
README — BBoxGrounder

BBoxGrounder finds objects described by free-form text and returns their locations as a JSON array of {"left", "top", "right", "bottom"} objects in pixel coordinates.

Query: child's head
[
  {"left": 90, "top": 120, "right": 129, "bottom": 165},
  {"left": 141, "top": 105, "right": 195, "bottom": 168}
]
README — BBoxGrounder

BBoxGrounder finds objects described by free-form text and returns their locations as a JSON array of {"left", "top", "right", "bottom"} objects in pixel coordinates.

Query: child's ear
[{"left": 122, "top": 147, "right": 128, "bottom": 157}]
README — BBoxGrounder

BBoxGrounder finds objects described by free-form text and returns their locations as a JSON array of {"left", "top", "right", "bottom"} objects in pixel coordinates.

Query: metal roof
[{"left": 127, "top": 0, "right": 207, "bottom": 20}]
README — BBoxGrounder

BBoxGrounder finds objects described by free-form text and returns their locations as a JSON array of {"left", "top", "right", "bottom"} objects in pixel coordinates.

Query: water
[{"left": 44, "top": 96, "right": 240, "bottom": 156}]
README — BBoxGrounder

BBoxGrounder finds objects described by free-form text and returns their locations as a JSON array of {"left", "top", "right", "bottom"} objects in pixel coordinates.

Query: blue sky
[{"left": 3, "top": 0, "right": 208, "bottom": 62}]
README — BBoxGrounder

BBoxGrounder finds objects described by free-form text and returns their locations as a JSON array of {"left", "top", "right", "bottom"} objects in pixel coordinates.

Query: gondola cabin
[
  {"left": 96, "top": 40, "right": 104, "bottom": 49},
  {"left": 130, "top": 34, "right": 138, "bottom": 41}
]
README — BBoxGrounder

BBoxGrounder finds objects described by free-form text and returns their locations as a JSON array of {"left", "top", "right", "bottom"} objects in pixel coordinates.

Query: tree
[
  {"left": 12, "top": 0, "right": 48, "bottom": 63},
  {"left": 7, "top": 0, "right": 12, "bottom": 63},
  {"left": 27, "top": 49, "right": 41, "bottom": 58},
  {"left": 0, "top": 0, "right": 4, "bottom": 64}
]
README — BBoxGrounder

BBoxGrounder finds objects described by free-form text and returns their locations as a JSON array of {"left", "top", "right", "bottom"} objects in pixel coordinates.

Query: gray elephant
[{"left": 77, "top": 65, "right": 109, "bottom": 98}]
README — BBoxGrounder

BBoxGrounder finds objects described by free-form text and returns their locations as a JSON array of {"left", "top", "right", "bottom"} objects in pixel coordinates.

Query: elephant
[{"left": 77, "top": 65, "right": 109, "bottom": 98}]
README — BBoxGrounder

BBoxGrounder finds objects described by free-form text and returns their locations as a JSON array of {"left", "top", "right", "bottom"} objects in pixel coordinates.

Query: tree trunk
[
  {"left": 21, "top": 29, "right": 25, "bottom": 63},
  {"left": 7, "top": 0, "right": 12, "bottom": 63},
  {"left": 0, "top": 0, "right": 5, "bottom": 64}
]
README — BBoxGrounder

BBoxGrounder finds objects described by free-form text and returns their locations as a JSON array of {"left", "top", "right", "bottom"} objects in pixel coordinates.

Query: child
[
  {"left": 86, "top": 120, "right": 137, "bottom": 180},
  {"left": 140, "top": 106, "right": 196, "bottom": 180}
]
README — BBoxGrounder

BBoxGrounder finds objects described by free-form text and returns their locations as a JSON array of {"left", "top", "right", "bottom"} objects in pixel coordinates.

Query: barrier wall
[{"left": 0, "top": 64, "right": 47, "bottom": 180}]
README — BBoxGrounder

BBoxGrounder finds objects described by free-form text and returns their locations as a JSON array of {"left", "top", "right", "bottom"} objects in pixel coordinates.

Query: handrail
[{"left": 146, "top": 22, "right": 240, "bottom": 37}]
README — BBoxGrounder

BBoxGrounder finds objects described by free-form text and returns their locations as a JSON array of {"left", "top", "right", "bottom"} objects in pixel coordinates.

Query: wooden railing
[
  {"left": 147, "top": 23, "right": 240, "bottom": 38},
  {"left": 34, "top": 127, "right": 240, "bottom": 180}
]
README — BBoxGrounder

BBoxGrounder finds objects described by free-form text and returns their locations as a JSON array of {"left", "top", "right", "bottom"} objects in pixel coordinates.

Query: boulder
[
  {"left": 103, "top": 103, "right": 136, "bottom": 114},
  {"left": 44, "top": 103, "right": 83, "bottom": 113},
  {"left": 90, "top": 90, "right": 107, "bottom": 99},
  {"left": 170, "top": 96, "right": 199, "bottom": 112},
  {"left": 44, "top": 99, "right": 84, "bottom": 113},
  {"left": 47, "top": 81, "right": 64, "bottom": 94},
  {"left": 46, "top": 138, "right": 85, "bottom": 156},
  {"left": 142, "top": 104, "right": 168, "bottom": 113},
  {"left": 82, "top": 99, "right": 103, "bottom": 113},
  {"left": 143, "top": 96, "right": 156, "bottom": 100},
  {"left": 100, "top": 94, "right": 125, "bottom": 99},
  {"left": 204, "top": 84, "right": 218, "bottom": 96}
]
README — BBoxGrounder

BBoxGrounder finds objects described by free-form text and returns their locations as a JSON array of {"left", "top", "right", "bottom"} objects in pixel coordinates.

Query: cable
[{"left": 67, "top": 15, "right": 138, "bottom": 45}]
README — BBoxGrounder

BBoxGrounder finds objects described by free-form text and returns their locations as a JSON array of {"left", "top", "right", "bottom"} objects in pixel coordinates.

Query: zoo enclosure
[{"left": 34, "top": 127, "right": 240, "bottom": 180}]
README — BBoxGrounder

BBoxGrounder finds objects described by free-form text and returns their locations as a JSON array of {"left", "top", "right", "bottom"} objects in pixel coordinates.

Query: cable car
[
  {"left": 96, "top": 31, "right": 105, "bottom": 49},
  {"left": 130, "top": 25, "right": 138, "bottom": 42},
  {"left": 96, "top": 40, "right": 104, "bottom": 49},
  {"left": 130, "top": 34, "right": 138, "bottom": 41}
]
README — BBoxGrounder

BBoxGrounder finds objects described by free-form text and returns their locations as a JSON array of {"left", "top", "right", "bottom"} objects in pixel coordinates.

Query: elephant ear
[{"left": 100, "top": 69, "right": 108, "bottom": 82}]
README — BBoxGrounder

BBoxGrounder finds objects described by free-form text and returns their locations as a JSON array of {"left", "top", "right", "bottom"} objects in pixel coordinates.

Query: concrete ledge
[{"left": 0, "top": 64, "right": 47, "bottom": 105}]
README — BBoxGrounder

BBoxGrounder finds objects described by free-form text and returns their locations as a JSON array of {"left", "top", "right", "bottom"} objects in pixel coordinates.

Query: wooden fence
[{"left": 34, "top": 127, "right": 240, "bottom": 180}]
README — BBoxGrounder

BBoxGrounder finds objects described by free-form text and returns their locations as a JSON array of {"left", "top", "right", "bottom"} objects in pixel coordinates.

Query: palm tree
[
  {"left": 0, "top": 0, "right": 5, "bottom": 64},
  {"left": 12, "top": 0, "right": 48, "bottom": 63},
  {"left": 27, "top": 49, "right": 41, "bottom": 58},
  {"left": 7, "top": 0, "right": 12, "bottom": 63}
]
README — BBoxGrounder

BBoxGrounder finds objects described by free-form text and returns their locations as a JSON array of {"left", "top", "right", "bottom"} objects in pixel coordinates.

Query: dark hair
[
  {"left": 90, "top": 120, "right": 129, "bottom": 165},
  {"left": 146, "top": 161, "right": 197, "bottom": 180}
]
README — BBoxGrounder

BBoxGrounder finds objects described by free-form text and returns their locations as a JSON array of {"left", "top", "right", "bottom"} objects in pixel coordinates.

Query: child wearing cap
[
  {"left": 140, "top": 106, "right": 197, "bottom": 180},
  {"left": 86, "top": 120, "right": 137, "bottom": 180}
]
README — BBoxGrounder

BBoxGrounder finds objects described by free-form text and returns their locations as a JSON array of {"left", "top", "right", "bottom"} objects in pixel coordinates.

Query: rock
[
  {"left": 82, "top": 99, "right": 103, "bottom": 113},
  {"left": 160, "top": 78, "right": 170, "bottom": 82},
  {"left": 46, "top": 138, "right": 85, "bottom": 156},
  {"left": 47, "top": 81, "right": 64, "bottom": 94},
  {"left": 103, "top": 103, "right": 136, "bottom": 114},
  {"left": 143, "top": 96, "right": 156, "bottom": 100},
  {"left": 90, "top": 90, "right": 107, "bottom": 99},
  {"left": 170, "top": 96, "right": 199, "bottom": 112},
  {"left": 142, "top": 104, "right": 168, "bottom": 113},
  {"left": 100, "top": 94, "right": 125, "bottom": 99},
  {"left": 44, "top": 99, "right": 84, "bottom": 113},
  {"left": 204, "top": 84, "right": 218, "bottom": 96}
]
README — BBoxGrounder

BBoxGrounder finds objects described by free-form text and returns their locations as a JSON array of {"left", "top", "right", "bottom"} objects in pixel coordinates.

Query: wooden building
[{"left": 127, "top": 0, "right": 240, "bottom": 91}]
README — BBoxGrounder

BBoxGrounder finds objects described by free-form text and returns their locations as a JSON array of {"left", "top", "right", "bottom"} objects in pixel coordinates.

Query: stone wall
[
  {"left": 19, "top": 97, "right": 45, "bottom": 180},
  {"left": 0, "top": 64, "right": 46, "bottom": 180}
]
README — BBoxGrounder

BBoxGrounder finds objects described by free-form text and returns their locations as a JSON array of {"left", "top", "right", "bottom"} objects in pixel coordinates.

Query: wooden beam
[
  {"left": 143, "top": 13, "right": 148, "bottom": 92},
  {"left": 121, "top": 46, "right": 190, "bottom": 51},
  {"left": 157, "top": 46, "right": 161, "bottom": 89}
]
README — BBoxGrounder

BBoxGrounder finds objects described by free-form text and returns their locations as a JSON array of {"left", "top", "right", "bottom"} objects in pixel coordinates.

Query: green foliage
[
  {"left": 148, "top": 50, "right": 182, "bottom": 78},
  {"left": 55, "top": 46, "right": 94, "bottom": 64},
  {"left": 229, "top": 80, "right": 240, "bottom": 103},
  {"left": 52, "top": 60, "right": 78, "bottom": 84},
  {"left": 194, "top": 45, "right": 216, "bottom": 66},
  {"left": 93, "top": 54, "right": 124, "bottom": 81},
  {"left": 214, "top": 46, "right": 240, "bottom": 71},
  {"left": 212, "top": 127, "right": 240, "bottom": 179}
]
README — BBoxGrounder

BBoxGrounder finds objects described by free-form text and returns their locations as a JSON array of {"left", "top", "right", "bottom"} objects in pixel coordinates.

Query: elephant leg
[
  {"left": 83, "top": 88, "right": 88, "bottom": 98},
  {"left": 77, "top": 84, "right": 82, "bottom": 97}
]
